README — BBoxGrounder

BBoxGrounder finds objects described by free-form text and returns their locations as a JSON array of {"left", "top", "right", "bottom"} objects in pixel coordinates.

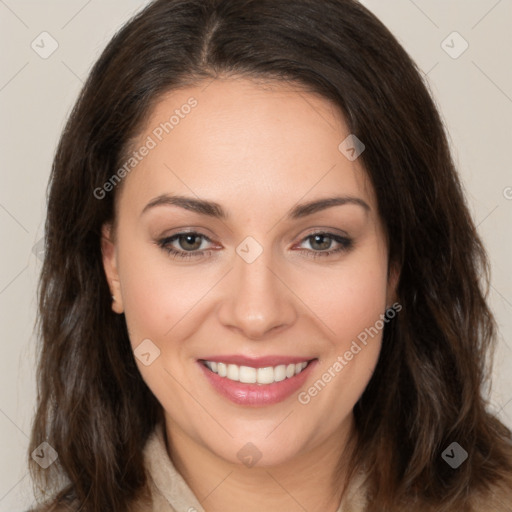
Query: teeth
[
  {"left": 203, "top": 360, "right": 310, "bottom": 384},
  {"left": 274, "top": 365, "right": 286, "bottom": 382},
  {"left": 226, "top": 364, "right": 239, "bottom": 381},
  {"left": 239, "top": 365, "right": 256, "bottom": 383},
  {"left": 257, "top": 366, "right": 275, "bottom": 384},
  {"left": 217, "top": 362, "right": 227, "bottom": 377}
]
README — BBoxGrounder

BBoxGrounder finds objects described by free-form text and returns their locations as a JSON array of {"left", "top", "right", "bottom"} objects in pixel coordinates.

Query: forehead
[{"left": 117, "top": 77, "right": 376, "bottom": 217}]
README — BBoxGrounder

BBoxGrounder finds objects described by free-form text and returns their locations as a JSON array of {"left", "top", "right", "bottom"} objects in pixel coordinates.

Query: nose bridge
[{"left": 218, "top": 235, "right": 297, "bottom": 338}]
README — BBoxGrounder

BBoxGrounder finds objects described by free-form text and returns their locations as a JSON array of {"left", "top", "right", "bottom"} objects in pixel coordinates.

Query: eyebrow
[{"left": 140, "top": 194, "right": 370, "bottom": 220}]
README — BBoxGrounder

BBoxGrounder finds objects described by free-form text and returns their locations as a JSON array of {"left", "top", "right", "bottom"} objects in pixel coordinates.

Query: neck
[{"left": 164, "top": 415, "right": 356, "bottom": 512}]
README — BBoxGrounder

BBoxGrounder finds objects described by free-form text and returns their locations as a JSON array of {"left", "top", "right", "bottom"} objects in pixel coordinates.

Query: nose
[{"left": 217, "top": 243, "right": 298, "bottom": 340}]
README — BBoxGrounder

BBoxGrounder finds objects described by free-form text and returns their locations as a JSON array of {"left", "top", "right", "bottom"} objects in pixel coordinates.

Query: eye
[
  {"left": 295, "top": 232, "right": 353, "bottom": 259},
  {"left": 157, "top": 232, "right": 214, "bottom": 260}
]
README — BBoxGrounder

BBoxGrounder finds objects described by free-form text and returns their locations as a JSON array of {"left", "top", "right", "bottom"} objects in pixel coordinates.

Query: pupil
[
  {"left": 181, "top": 234, "right": 200, "bottom": 251},
  {"left": 313, "top": 234, "right": 331, "bottom": 250}
]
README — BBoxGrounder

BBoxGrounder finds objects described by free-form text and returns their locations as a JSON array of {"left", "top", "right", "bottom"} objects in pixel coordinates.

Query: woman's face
[{"left": 102, "top": 77, "right": 398, "bottom": 467}]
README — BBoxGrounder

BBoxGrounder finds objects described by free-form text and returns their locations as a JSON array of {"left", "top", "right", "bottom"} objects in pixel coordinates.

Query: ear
[
  {"left": 101, "top": 223, "right": 124, "bottom": 314},
  {"left": 386, "top": 259, "right": 400, "bottom": 309}
]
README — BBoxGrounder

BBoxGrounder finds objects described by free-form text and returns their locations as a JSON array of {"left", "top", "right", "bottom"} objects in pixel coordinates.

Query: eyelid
[
  {"left": 293, "top": 226, "right": 351, "bottom": 241},
  {"left": 159, "top": 231, "right": 217, "bottom": 249}
]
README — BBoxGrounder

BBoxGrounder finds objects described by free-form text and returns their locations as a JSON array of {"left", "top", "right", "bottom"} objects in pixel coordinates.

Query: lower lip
[{"left": 198, "top": 360, "right": 317, "bottom": 407}]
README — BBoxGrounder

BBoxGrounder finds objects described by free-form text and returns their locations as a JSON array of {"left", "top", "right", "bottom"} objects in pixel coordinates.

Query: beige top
[{"left": 136, "top": 422, "right": 369, "bottom": 512}]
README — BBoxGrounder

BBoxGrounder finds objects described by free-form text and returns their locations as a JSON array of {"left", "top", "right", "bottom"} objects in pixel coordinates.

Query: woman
[{"left": 28, "top": 0, "right": 512, "bottom": 511}]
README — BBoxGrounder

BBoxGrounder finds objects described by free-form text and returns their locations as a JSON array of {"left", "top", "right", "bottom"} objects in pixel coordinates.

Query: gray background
[{"left": 1, "top": 0, "right": 511, "bottom": 509}]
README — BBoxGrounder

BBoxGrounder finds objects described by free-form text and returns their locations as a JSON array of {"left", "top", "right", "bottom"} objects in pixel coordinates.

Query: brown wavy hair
[{"left": 28, "top": 0, "right": 512, "bottom": 510}]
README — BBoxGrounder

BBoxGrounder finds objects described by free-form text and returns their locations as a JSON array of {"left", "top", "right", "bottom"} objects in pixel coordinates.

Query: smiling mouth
[{"left": 199, "top": 359, "right": 316, "bottom": 385}]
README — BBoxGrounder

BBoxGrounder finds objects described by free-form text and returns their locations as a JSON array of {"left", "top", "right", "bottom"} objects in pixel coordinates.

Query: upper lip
[{"left": 198, "top": 355, "right": 317, "bottom": 368}]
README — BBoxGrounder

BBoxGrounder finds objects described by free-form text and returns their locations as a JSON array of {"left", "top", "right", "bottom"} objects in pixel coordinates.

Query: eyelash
[{"left": 156, "top": 231, "right": 353, "bottom": 261}]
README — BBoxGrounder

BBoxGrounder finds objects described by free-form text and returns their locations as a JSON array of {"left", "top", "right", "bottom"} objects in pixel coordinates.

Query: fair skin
[{"left": 102, "top": 77, "right": 398, "bottom": 512}]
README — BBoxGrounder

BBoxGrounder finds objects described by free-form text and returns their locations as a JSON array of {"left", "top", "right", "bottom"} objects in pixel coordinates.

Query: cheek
[
  {"left": 292, "top": 249, "right": 388, "bottom": 408},
  {"left": 294, "top": 257, "right": 388, "bottom": 345},
  {"left": 118, "top": 240, "right": 213, "bottom": 343}
]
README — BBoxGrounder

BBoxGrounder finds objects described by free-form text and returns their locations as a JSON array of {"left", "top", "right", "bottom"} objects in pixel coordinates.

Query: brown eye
[
  {"left": 309, "top": 234, "right": 335, "bottom": 251},
  {"left": 157, "top": 232, "right": 214, "bottom": 260},
  {"left": 176, "top": 234, "right": 203, "bottom": 251},
  {"left": 297, "top": 232, "right": 353, "bottom": 259}
]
